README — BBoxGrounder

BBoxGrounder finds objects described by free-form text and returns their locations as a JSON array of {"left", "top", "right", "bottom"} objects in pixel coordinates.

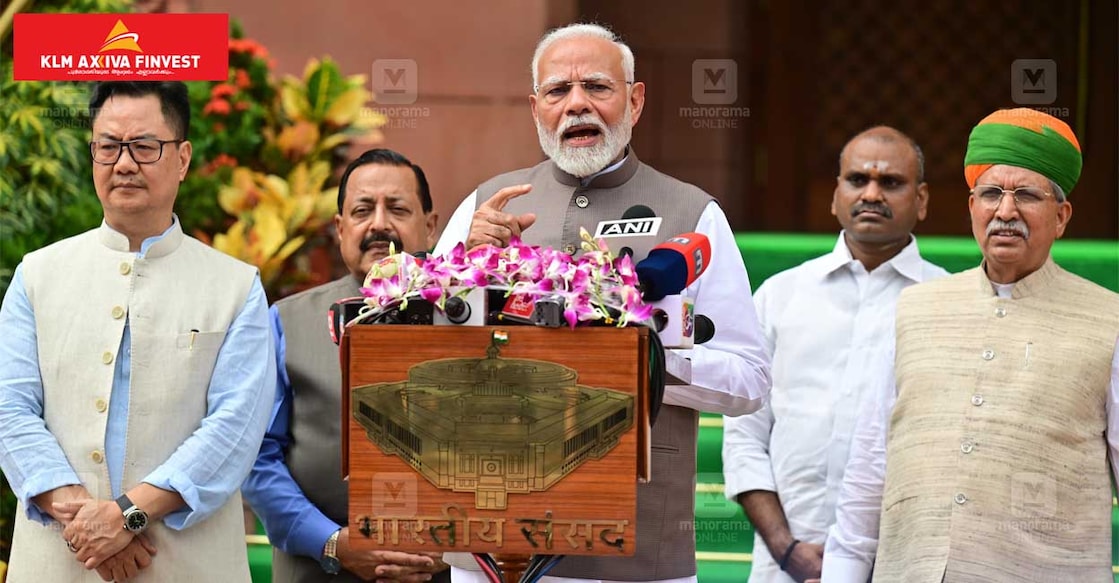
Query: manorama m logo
[
  {"left": 593, "top": 217, "right": 662, "bottom": 238},
  {"left": 372, "top": 58, "right": 418, "bottom": 105},
  {"left": 1011, "top": 59, "right": 1056, "bottom": 105}
]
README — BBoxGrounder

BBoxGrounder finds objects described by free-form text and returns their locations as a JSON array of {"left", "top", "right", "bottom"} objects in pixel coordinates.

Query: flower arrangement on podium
[{"left": 354, "top": 229, "right": 653, "bottom": 329}]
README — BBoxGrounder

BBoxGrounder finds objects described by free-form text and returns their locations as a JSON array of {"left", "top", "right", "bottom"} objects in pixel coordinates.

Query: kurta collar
[
  {"left": 819, "top": 231, "right": 927, "bottom": 283},
  {"left": 975, "top": 256, "right": 1060, "bottom": 299},
  {"left": 549, "top": 146, "right": 641, "bottom": 188},
  {"left": 98, "top": 215, "right": 184, "bottom": 259}
]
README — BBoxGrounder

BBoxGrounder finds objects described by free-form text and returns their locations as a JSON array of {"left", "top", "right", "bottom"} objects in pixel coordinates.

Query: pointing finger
[{"left": 480, "top": 184, "right": 533, "bottom": 212}]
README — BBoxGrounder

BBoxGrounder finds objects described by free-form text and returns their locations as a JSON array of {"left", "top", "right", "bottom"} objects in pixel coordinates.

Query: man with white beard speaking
[{"left": 433, "top": 23, "right": 772, "bottom": 583}]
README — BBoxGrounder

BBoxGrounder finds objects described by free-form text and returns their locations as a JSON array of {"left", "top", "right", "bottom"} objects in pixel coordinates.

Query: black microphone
[
  {"left": 694, "top": 314, "right": 715, "bottom": 345},
  {"left": 622, "top": 204, "right": 655, "bottom": 220},
  {"left": 617, "top": 205, "right": 656, "bottom": 259},
  {"left": 443, "top": 296, "right": 472, "bottom": 324},
  {"left": 328, "top": 298, "right": 365, "bottom": 345}
]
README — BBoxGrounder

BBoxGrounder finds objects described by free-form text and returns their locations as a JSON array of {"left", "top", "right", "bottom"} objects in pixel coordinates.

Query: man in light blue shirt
[{"left": 0, "top": 81, "right": 274, "bottom": 582}]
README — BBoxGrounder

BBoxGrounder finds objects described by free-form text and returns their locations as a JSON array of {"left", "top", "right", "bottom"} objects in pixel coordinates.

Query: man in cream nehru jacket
[
  {"left": 822, "top": 108, "right": 1119, "bottom": 582},
  {"left": 434, "top": 22, "right": 772, "bottom": 583},
  {"left": 0, "top": 81, "right": 274, "bottom": 582}
]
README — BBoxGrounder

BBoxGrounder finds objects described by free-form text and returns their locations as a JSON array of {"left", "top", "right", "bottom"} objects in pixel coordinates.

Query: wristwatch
[
  {"left": 115, "top": 494, "right": 149, "bottom": 534},
  {"left": 320, "top": 529, "right": 341, "bottom": 575}
]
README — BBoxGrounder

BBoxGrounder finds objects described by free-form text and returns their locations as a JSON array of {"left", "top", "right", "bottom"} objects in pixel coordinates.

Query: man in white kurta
[
  {"left": 722, "top": 127, "right": 946, "bottom": 583},
  {"left": 435, "top": 22, "right": 772, "bottom": 583}
]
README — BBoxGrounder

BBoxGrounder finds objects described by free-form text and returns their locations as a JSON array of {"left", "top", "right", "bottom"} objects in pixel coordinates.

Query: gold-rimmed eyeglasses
[
  {"left": 534, "top": 78, "right": 633, "bottom": 104},
  {"left": 90, "top": 138, "right": 184, "bottom": 165},
  {"left": 970, "top": 184, "right": 1053, "bottom": 209}
]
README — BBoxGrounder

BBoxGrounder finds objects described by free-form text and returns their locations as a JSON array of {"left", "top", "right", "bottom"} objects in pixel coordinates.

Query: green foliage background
[{"left": 0, "top": 0, "right": 135, "bottom": 565}]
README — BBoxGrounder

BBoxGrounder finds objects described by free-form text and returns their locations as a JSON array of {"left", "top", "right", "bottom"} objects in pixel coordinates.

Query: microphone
[
  {"left": 328, "top": 297, "right": 365, "bottom": 345},
  {"left": 618, "top": 205, "right": 655, "bottom": 258},
  {"left": 635, "top": 233, "right": 712, "bottom": 301},
  {"left": 645, "top": 296, "right": 714, "bottom": 348},
  {"left": 593, "top": 205, "right": 662, "bottom": 260},
  {"left": 622, "top": 204, "right": 655, "bottom": 220},
  {"left": 433, "top": 287, "right": 508, "bottom": 326},
  {"left": 694, "top": 314, "right": 715, "bottom": 345}
]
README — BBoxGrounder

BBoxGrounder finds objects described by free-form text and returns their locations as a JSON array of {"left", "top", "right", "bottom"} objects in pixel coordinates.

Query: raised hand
[{"left": 466, "top": 184, "right": 536, "bottom": 249}]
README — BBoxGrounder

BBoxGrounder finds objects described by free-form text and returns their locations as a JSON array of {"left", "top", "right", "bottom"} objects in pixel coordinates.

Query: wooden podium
[{"left": 341, "top": 325, "right": 651, "bottom": 580}]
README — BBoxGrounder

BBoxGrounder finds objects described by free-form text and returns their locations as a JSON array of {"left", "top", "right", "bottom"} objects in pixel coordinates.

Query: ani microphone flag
[{"left": 14, "top": 13, "right": 229, "bottom": 81}]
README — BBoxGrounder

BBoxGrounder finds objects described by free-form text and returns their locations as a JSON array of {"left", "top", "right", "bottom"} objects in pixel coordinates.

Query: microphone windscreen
[
  {"left": 635, "top": 233, "right": 712, "bottom": 301},
  {"left": 694, "top": 315, "right": 715, "bottom": 344},
  {"left": 621, "top": 205, "right": 655, "bottom": 220},
  {"left": 635, "top": 250, "right": 688, "bottom": 302}
]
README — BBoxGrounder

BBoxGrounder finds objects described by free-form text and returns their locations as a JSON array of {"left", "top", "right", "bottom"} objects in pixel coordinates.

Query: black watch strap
[{"left": 115, "top": 494, "right": 134, "bottom": 513}]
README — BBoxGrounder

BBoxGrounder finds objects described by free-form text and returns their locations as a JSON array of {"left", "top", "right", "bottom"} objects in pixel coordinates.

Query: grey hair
[
  {"left": 531, "top": 23, "right": 635, "bottom": 89},
  {"left": 1049, "top": 179, "right": 1067, "bottom": 202}
]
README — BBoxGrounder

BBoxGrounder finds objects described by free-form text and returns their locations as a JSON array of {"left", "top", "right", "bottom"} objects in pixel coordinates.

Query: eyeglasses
[
  {"left": 534, "top": 78, "right": 633, "bottom": 104},
  {"left": 90, "top": 138, "right": 184, "bottom": 165},
  {"left": 970, "top": 184, "right": 1053, "bottom": 209}
]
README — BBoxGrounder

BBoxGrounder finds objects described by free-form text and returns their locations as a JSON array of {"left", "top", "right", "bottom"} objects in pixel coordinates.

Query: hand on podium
[{"left": 337, "top": 527, "right": 447, "bottom": 581}]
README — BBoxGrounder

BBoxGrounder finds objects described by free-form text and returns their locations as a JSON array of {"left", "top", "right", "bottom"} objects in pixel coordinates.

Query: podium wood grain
[{"left": 343, "top": 325, "right": 647, "bottom": 556}]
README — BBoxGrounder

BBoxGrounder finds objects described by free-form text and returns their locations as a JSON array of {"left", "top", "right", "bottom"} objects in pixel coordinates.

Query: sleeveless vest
[
  {"left": 270, "top": 276, "right": 369, "bottom": 583},
  {"left": 445, "top": 152, "right": 716, "bottom": 580},
  {"left": 876, "top": 260, "right": 1119, "bottom": 582},
  {"left": 11, "top": 223, "right": 257, "bottom": 583}
]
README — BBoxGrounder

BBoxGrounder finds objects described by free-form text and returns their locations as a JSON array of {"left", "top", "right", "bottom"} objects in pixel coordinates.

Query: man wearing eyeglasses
[
  {"left": 820, "top": 108, "right": 1119, "bottom": 582},
  {"left": 0, "top": 81, "right": 275, "bottom": 582},
  {"left": 435, "top": 23, "right": 771, "bottom": 583}
]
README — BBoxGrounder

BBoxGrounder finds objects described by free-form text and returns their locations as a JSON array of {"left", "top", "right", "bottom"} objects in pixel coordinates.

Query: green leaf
[{"left": 303, "top": 58, "right": 347, "bottom": 121}]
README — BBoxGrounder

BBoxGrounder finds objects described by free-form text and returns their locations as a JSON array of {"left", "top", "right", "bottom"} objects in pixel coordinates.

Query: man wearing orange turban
[{"left": 820, "top": 108, "right": 1119, "bottom": 582}]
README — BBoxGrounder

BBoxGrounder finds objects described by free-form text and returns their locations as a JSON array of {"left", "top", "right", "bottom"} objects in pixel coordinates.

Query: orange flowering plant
[{"left": 178, "top": 22, "right": 386, "bottom": 296}]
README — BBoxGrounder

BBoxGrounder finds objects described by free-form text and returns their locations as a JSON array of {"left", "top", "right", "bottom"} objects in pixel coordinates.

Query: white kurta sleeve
[
  {"left": 432, "top": 190, "right": 478, "bottom": 256},
  {"left": 664, "top": 201, "right": 771, "bottom": 416},
  {"left": 821, "top": 343, "right": 896, "bottom": 582}
]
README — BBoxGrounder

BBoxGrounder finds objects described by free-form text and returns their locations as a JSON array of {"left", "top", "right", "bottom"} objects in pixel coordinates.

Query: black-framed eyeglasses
[
  {"left": 534, "top": 78, "right": 633, "bottom": 104},
  {"left": 90, "top": 138, "right": 184, "bottom": 165}
]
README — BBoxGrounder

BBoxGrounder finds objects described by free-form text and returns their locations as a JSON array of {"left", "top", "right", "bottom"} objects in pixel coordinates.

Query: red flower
[
  {"left": 211, "top": 83, "right": 236, "bottom": 99},
  {"left": 234, "top": 101, "right": 250, "bottom": 112},
  {"left": 235, "top": 69, "right": 252, "bottom": 89},
  {"left": 201, "top": 153, "right": 238, "bottom": 176},
  {"left": 204, "top": 98, "right": 232, "bottom": 116}
]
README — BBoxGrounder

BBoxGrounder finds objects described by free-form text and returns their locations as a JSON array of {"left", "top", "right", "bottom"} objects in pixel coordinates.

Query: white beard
[{"left": 537, "top": 107, "right": 633, "bottom": 178}]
